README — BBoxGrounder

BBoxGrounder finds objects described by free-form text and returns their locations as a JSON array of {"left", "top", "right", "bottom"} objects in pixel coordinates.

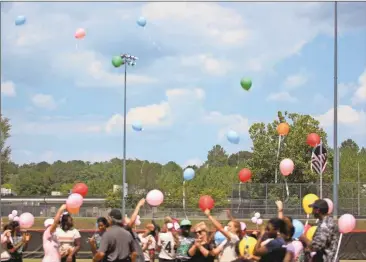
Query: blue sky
[{"left": 1, "top": 2, "right": 365, "bottom": 167}]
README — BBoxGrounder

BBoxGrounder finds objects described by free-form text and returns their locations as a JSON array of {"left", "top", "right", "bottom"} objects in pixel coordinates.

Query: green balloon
[
  {"left": 240, "top": 78, "right": 252, "bottom": 91},
  {"left": 112, "top": 56, "right": 124, "bottom": 68}
]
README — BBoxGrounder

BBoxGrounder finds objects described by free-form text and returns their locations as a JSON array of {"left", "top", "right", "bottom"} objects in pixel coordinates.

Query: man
[
  {"left": 300, "top": 199, "right": 339, "bottom": 262},
  {"left": 176, "top": 219, "right": 195, "bottom": 262},
  {"left": 93, "top": 209, "right": 136, "bottom": 262}
]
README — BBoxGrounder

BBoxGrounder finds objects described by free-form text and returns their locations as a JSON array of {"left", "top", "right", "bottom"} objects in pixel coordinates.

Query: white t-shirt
[
  {"left": 55, "top": 228, "right": 81, "bottom": 255},
  {"left": 218, "top": 232, "right": 240, "bottom": 262},
  {"left": 158, "top": 232, "right": 176, "bottom": 260},
  {"left": 139, "top": 234, "right": 156, "bottom": 261}
]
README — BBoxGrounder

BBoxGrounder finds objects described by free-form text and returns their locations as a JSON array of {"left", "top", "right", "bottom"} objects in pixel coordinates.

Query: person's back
[
  {"left": 43, "top": 226, "right": 60, "bottom": 262},
  {"left": 158, "top": 232, "right": 176, "bottom": 261},
  {"left": 99, "top": 225, "right": 134, "bottom": 262}
]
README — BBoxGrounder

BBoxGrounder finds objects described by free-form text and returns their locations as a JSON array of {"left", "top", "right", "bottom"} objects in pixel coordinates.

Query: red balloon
[
  {"left": 307, "top": 133, "right": 321, "bottom": 147},
  {"left": 238, "top": 168, "right": 252, "bottom": 183},
  {"left": 72, "top": 183, "right": 88, "bottom": 197},
  {"left": 199, "top": 195, "right": 215, "bottom": 211}
]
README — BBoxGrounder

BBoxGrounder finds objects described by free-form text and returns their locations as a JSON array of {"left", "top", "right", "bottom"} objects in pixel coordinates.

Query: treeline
[{"left": 1, "top": 112, "right": 365, "bottom": 208}]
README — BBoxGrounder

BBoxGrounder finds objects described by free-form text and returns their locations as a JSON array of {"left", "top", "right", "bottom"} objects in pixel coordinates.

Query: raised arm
[
  {"left": 204, "top": 209, "right": 232, "bottom": 240},
  {"left": 50, "top": 204, "right": 67, "bottom": 233},
  {"left": 275, "top": 201, "right": 284, "bottom": 219},
  {"left": 128, "top": 198, "right": 145, "bottom": 227}
]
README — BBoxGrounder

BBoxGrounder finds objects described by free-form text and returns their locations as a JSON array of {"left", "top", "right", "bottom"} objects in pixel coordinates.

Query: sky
[{"left": 1, "top": 2, "right": 366, "bottom": 167}]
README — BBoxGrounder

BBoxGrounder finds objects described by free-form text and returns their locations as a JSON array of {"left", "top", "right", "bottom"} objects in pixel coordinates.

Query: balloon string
[
  {"left": 333, "top": 233, "right": 343, "bottom": 262},
  {"left": 305, "top": 214, "right": 309, "bottom": 226},
  {"left": 236, "top": 182, "right": 242, "bottom": 213},
  {"left": 182, "top": 181, "right": 187, "bottom": 219},
  {"left": 284, "top": 177, "right": 289, "bottom": 203},
  {"left": 274, "top": 135, "right": 282, "bottom": 183}
]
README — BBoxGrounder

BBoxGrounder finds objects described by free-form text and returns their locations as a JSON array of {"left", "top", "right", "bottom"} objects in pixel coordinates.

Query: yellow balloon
[
  {"left": 306, "top": 226, "right": 318, "bottom": 241},
  {"left": 239, "top": 236, "right": 257, "bottom": 256},
  {"left": 302, "top": 194, "right": 319, "bottom": 214}
]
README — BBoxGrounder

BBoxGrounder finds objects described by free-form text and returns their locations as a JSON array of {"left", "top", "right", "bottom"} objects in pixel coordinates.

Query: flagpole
[
  {"left": 320, "top": 140, "right": 323, "bottom": 199},
  {"left": 332, "top": 1, "right": 339, "bottom": 218}
]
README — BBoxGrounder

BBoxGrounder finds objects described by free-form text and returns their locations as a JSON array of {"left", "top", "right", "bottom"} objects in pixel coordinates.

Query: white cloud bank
[
  {"left": 352, "top": 69, "right": 366, "bottom": 104},
  {"left": 1, "top": 80, "right": 16, "bottom": 97},
  {"left": 31, "top": 94, "right": 58, "bottom": 110}
]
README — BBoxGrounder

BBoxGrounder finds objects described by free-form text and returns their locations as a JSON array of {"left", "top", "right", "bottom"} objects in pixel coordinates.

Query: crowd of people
[{"left": 1, "top": 198, "right": 340, "bottom": 262}]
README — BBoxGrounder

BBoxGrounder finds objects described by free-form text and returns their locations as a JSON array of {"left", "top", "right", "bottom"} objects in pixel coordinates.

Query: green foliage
[{"left": 1, "top": 112, "right": 365, "bottom": 208}]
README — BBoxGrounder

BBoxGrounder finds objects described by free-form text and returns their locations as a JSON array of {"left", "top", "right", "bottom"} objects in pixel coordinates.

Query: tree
[
  {"left": 206, "top": 145, "right": 228, "bottom": 167},
  {"left": 341, "top": 139, "right": 359, "bottom": 152},
  {"left": 248, "top": 111, "right": 329, "bottom": 183},
  {"left": 0, "top": 115, "right": 12, "bottom": 184}
]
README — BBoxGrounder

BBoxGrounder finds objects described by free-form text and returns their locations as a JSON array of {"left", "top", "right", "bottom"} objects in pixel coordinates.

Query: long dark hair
[{"left": 60, "top": 213, "right": 72, "bottom": 231}]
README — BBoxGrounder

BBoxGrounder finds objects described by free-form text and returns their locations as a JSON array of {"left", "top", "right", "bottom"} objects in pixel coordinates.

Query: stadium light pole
[
  {"left": 333, "top": 1, "right": 339, "bottom": 219},
  {"left": 120, "top": 54, "right": 138, "bottom": 217}
]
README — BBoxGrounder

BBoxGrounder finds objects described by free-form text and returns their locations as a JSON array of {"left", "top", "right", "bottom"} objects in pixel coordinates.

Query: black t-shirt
[{"left": 190, "top": 243, "right": 214, "bottom": 262}]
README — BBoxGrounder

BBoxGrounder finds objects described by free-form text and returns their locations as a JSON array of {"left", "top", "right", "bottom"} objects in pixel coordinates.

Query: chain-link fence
[
  {"left": 231, "top": 182, "right": 366, "bottom": 218},
  {"left": 1, "top": 183, "right": 365, "bottom": 219}
]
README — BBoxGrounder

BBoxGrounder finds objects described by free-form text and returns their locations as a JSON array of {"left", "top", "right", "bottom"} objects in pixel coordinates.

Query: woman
[
  {"left": 88, "top": 217, "right": 109, "bottom": 256},
  {"left": 253, "top": 218, "right": 287, "bottom": 262},
  {"left": 158, "top": 222, "right": 177, "bottom": 262},
  {"left": 138, "top": 223, "right": 156, "bottom": 262},
  {"left": 55, "top": 213, "right": 81, "bottom": 262},
  {"left": 188, "top": 222, "right": 214, "bottom": 262},
  {"left": 1, "top": 225, "right": 11, "bottom": 262},
  {"left": 43, "top": 204, "right": 67, "bottom": 262},
  {"left": 5, "top": 221, "right": 31, "bottom": 262},
  {"left": 204, "top": 209, "right": 241, "bottom": 262}
]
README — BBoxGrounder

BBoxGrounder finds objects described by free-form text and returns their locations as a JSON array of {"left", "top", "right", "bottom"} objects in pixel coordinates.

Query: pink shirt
[{"left": 42, "top": 227, "right": 61, "bottom": 262}]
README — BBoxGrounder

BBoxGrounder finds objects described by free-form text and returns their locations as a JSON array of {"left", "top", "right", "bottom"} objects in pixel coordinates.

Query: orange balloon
[
  {"left": 277, "top": 123, "right": 290, "bottom": 136},
  {"left": 67, "top": 206, "right": 80, "bottom": 214}
]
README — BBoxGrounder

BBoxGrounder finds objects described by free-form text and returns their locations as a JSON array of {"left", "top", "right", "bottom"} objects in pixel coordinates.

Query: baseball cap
[
  {"left": 109, "top": 209, "right": 123, "bottom": 222},
  {"left": 180, "top": 219, "right": 192, "bottom": 227},
  {"left": 309, "top": 199, "right": 329, "bottom": 213},
  {"left": 44, "top": 218, "right": 54, "bottom": 228}
]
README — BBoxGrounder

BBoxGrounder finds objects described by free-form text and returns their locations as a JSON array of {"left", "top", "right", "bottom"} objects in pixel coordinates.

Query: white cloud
[
  {"left": 180, "top": 54, "right": 232, "bottom": 76},
  {"left": 203, "top": 111, "right": 250, "bottom": 139},
  {"left": 54, "top": 51, "right": 158, "bottom": 88},
  {"left": 267, "top": 92, "right": 297, "bottom": 103},
  {"left": 182, "top": 158, "right": 203, "bottom": 168},
  {"left": 141, "top": 2, "right": 249, "bottom": 46},
  {"left": 1, "top": 81, "right": 16, "bottom": 97},
  {"left": 315, "top": 105, "right": 366, "bottom": 134},
  {"left": 31, "top": 94, "right": 58, "bottom": 110},
  {"left": 352, "top": 69, "right": 366, "bottom": 104},
  {"left": 284, "top": 73, "right": 308, "bottom": 89},
  {"left": 105, "top": 88, "right": 205, "bottom": 134}
]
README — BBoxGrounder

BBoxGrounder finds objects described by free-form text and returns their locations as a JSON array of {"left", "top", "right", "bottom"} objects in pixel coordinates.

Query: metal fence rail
[{"left": 1, "top": 183, "right": 365, "bottom": 219}]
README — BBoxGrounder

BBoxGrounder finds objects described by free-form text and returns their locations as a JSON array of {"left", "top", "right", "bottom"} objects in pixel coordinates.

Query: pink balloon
[
  {"left": 146, "top": 189, "right": 164, "bottom": 206},
  {"left": 19, "top": 212, "right": 34, "bottom": 229},
  {"left": 280, "top": 158, "right": 294, "bottom": 176},
  {"left": 8, "top": 214, "right": 14, "bottom": 221},
  {"left": 66, "top": 193, "right": 84, "bottom": 209},
  {"left": 292, "top": 240, "right": 304, "bottom": 258},
  {"left": 13, "top": 216, "right": 19, "bottom": 222},
  {"left": 257, "top": 218, "right": 263, "bottom": 225},
  {"left": 75, "top": 28, "right": 86, "bottom": 39},
  {"left": 338, "top": 214, "right": 356, "bottom": 234},
  {"left": 324, "top": 198, "right": 334, "bottom": 214}
]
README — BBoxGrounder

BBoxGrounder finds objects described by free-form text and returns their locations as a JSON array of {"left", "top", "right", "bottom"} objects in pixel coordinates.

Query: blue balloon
[
  {"left": 132, "top": 121, "right": 143, "bottom": 132},
  {"left": 227, "top": 130, "right": 240, "bottom": 144},
  {"left": 183, "top": 168, "right": 195, "bottom": 181},
  {"left": 214, "top": 231, "right": 226, "bottom": 245},
  {"left": 137, "top": 17, "right": 147, "bottom": 27},
  {"left": 15, "top": 15, "right": 26, "bottom": 26},
  {"left": 292, "top": 219, "right": 304, "bottom": 239}
]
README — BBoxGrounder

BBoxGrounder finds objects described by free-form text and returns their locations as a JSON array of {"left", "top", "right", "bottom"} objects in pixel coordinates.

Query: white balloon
[
  {"left": 12, "top": 210, "right": 18, "bottom": 217},
  {"left": 257, "top": 218, "right": 263, "bottom": 225},
  {"left": 8, "top": 214, "right": 14, "bottom": 221},
  {"left": 13, "top": 216, "right": 19, "bottom": 222},
  {"left": 251, "top": 217, "right": 257, "bottom": 224},
  {"left": 254, "top": 212, "right": 261, "bottom": 218}
]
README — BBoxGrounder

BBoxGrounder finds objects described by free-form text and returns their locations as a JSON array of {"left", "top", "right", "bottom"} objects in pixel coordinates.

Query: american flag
[{"left": 311, "top": 143, "right": 328, "bottom": 174}]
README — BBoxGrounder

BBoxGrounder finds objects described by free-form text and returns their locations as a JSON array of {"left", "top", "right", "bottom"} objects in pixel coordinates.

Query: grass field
[{"left": 3, "top": 217, "right": 366, "bottom": 231}]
